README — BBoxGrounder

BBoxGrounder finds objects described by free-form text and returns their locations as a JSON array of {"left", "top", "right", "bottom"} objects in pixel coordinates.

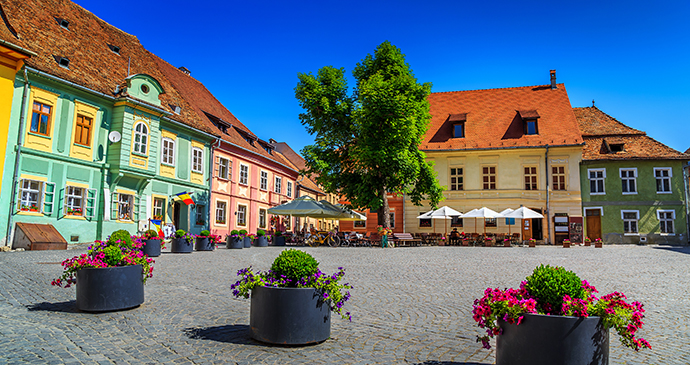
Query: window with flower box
[
  {"left": 152, "top": 197, "right": 165, "bottom": 220},
  {"left": 19, "top": 179, "right": 43, "bottom": 212},
  {"left": 237, "top": 204, "right": 247, "bottom": 226},
  {"left": 117, "top": 193, "right": 134, "bottom": 221},
  {"left": 259, "top": 208, "right": 267, "bottom": 229},
  {"left": 64, "top": 186, "right": 84, "bottom": 216},
  {"left": 215, "top": 201, "right": 226, "bottom": 225}
]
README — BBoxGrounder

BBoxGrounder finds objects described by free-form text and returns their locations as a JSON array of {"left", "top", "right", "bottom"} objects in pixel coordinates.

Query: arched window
[{"left": 133, "top": 122, "right": 148, "bottom": 155}]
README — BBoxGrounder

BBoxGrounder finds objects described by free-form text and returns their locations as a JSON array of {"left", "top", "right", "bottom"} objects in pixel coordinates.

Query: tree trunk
[{"left": 376, "top": 187, "right": 391, "bottom": 228}]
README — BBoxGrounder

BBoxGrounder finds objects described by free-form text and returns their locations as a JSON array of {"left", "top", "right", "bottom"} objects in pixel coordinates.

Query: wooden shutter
[
  {"left": 214, "top": 155, "right": 220, "bottom": 177},
  {"left": 111, "top": 191, "right": 119, "bottom": 221},
  {"left": 42, "top": 182, "right": 56, "bottom": 215},
  {"left": 86, "top": 188, "right": 97, "bottom": 219}
]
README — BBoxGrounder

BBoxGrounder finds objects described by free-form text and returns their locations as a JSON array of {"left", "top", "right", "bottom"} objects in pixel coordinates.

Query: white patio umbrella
[
  {"left": 503, "top": 207, "right": 544, "bottom": 242},
  {"left": 417, "top": 206, "right": 463, "bottom": 237},
  {"left": 461, "top": 207, "right": 502, "bottom": 235},
  {"left": 499, "top": 208, "right": 515, "bottom": 236}
]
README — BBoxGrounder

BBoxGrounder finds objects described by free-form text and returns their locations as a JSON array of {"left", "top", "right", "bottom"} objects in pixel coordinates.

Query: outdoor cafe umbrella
[
  {"left": 416, "top": 206, "right": 463, "bottom": 237},
  {"left": 503, "top": 207, "right": 545, "bottom": 241},
  {"left": 267, "top": 196, "right": 342, "bottom": 218},
  {"left": 321, "top": 201, "right": 367, "bottom": 221},
  {"left": 499, "top": 208, "right": 515, "bottom": 236},
  {"left": 460, "top": 207, "right": 502, "bottom": 235}
]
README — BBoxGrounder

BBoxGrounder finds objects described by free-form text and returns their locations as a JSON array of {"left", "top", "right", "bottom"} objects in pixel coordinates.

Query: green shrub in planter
[
  {"left": 270, "top": 249, "right": 319, "bottom": 284},
  {"left": 524, "top": 264, "right": 585, "bottom": 314},
  {"left": 231, "top": 230, "right": 239, "bottom": 236},
  {"left": 239, "top": 229, "right": 248, "bottom": 236},
  {"left": 143, "top": 230, "right": 158, "bottom": 240},
  {"left": 199, "top": 230, "right": 210, "bottom": 237},
  {"left": 108, "top": 229, "right": 133, "bottom": 249},
  {"left": 256, "top": 229, "right": 266, "bottom": 237}
]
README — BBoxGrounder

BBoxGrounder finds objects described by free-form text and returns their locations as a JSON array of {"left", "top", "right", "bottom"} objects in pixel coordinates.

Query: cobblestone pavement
[{"left": 1, "top": 244, "right": 688, "bottom": 364}]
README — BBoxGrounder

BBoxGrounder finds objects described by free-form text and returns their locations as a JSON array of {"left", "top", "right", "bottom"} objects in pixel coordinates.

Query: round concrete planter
[
  {"left": 243, "top": 236, "right": 252, "bottom": 248},
  {"left": 254, "top": 236, "right": 268, "bottom": 247},
  {"left": 76, "top": 265, "right": 144, "bottom": 312},
  {"left": 496, "top": 313, "right": 609, "bottom": 365},
  {"left": 142, "top": 239, "right": 161, "bottom": 257},
  {"left": 273, "top": 236, "right": 286, "bottom": 246},
  {"left": 227, "top": 236, "right": 243, "bottom": 249},
  {"left": 171, "top": 238, "right": 193, "bottom": 253},
  {"left": 250, "top": 285, "right": 331, "bottom": 345},
  {"left": 195, "top": 237, "right": 214, "bottom": 251}
]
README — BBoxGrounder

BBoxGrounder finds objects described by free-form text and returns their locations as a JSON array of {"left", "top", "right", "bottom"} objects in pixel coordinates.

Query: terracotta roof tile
[
  {"left": 423, "top": 84, "right": 583, "bottom": 150},
  {"left": 573, "top": 107, "right": 688, "bottom": 161}
]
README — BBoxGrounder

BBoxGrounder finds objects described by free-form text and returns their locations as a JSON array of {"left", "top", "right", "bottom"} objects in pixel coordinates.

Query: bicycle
[{"left": 305, "top": 231, "right": 341, "bottom": 247}]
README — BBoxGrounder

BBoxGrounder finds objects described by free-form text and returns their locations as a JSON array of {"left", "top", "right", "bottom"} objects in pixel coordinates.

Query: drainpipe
[
  {"left": 545, "top": 145, "right": 551, "bottom": 244},
  {"left": 96, "top": 163, "right": 109, "bottom": 241},
  {"left": 6, "top": 68, "right": 30, "bottom": 247},
  {"left": 683, "top": 162, "right": 690, "bottom": 243},
  {"left": 209, "top": 138, "right": 221, "bottom": 233}
]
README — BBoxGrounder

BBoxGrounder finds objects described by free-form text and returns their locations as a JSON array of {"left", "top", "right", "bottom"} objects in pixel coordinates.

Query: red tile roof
[
  {"left": 573, "top": 106, "right": 688, "bottom": 161},
  {"left": 423, "top": 84, "right": 583, "bottom": 150}
]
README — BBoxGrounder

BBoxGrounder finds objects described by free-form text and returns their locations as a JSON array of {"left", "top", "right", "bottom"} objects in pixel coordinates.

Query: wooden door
[
  {"left": 585, "top": 215, "right": 601, "bottom": 240},
  {"left": 173, "top": 202, "right": 181, "bottom": 231},
  {"left": 522, "top": 219, "right": 533, "bottom": 240}
]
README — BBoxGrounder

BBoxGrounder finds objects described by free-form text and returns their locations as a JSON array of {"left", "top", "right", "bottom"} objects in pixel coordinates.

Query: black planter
[
  {"left": 227, "top": 236, "right": 243, "bottom": 249},
  {"left": 142, "top": 239, "right": 161, "bottom": 257},
  {"left": 243, "top": 236, "right": 252, "bottom": 248},
  {"left": 195, "top": 237, "right": 214, "bottom": 251},
  {"left": 171, "top": 238, "right": 193, "bottom": 253},
  {"left": 76, "top": 265, "right": 144, "bottom": 312},
  {"left": 250, "top": 285, "right": 330, "bottom": 345},
  {"left": 254, "top": 236, "right": 268, "bottom": 247},
  {"left": 497, "top": 313, "right": 609, "bottom": 365},
  {"left": 273, "top": 236, "right": 286, "bottom": 246}
]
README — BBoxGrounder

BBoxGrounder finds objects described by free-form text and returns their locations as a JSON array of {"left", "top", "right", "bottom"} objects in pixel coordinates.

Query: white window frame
[
  {"left": 239, "top": 164, "right": 249, "bottom": 185},
  {"left": 161, "top": 137, "right": 175, "bottom": 166},
  {"left": 656, "top": 209, "right": 675, "bottom": 235},
  {"left": 259, "top": 208, "right": 267, "bottom": 229},
  {"left": 583, "top": 207, "right": 604, "bottom": 217},
  {"left": 287, "top": 181, "right": 293, "bottom": 198},
  {"left": 117, "top": 193, "right": 134, "bottom": 221},
  {"left": 218, "top": 157, "right": 230, "bottom": 180},
  {"left": 191, "top": 147, "right": 204, "bottom": 174},
  {"left": 152, "top": 197, "right": 165, "bottom": 220},
  {"left": 619, "top": 168, "right": 637, "bottom": 195},
  {"left": 64, "top": 186, "right": 85, "bottom": 216},
  {"left": 260, "top": 170, "right": 268, "bottom": 190},
  {"left": 654, "top": 167, "right": 672, "bottom": 194},
  {"left": 19, "top": 179, "right": 43, "bottom": 212},
  {"left": 588, "top": 168, "right": 606, "bottom": 195},
  {"left": 274, "top": 176, "right": 282, "bottom": 194},
  {"left": 620, "top": 210, "right": 639, "bottom": 235},
  {"left": 215, "top": 200, "right": 227, "bottom": 225},
  {"left": 132, "top": 122, "right": 148, "bottom": 155},
  {"left": 237, "top": 204, "right": 247, "bottom": 226}
]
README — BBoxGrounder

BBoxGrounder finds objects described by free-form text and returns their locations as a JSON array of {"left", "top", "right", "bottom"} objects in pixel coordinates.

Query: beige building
[{"left": 406, "top": 71, "right": 584, "bottom": 244}]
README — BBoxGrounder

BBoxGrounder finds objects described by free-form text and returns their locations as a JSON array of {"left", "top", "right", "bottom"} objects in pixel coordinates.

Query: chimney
[
  {"left": 550, "top": 70, "right": 557, "bottom": 89},
  {"left": 178, "top": 66, "right": 190, "bottom": 75}
]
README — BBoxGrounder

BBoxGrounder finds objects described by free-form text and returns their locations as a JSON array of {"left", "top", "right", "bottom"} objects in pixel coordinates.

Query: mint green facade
[
  {"left": 0, "top": 70, "right": 212, "bottom": 247},
  {"left": 580, "top": 160, "right": 688, "bottom": 244}
]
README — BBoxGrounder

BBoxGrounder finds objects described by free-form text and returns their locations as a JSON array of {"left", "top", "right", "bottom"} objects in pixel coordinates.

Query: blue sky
[{"left": 76, "top": 0, "right": 690, "bottom": 155}]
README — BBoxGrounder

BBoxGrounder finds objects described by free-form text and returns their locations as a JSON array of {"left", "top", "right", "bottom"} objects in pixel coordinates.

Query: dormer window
[
  {"left": 518, "top": 110, "right": 540, "bottom": 135},
  {"left": 108, "top": 44, "right": 121, "bottom": 55},
  {"left": 448, "top": 113, "right": 466, "bottom": 138},
  {"left": 610, "top": 144, "right": 624, "bottom": 153},
  {"left": 56, "top": 18, "right": 69, "bottom": 29},
  {"left": 55, "top": 56, "right": 70, "bottom": 69}
]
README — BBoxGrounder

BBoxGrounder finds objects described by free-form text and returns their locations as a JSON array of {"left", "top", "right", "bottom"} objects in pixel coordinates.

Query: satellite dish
[{"left": 108, "top": 131, "right": 121, "bottom": 143}]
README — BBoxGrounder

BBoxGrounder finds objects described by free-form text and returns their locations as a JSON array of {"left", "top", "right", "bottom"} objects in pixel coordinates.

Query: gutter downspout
[
  {"left": 6, "top": 68, "right": 30, "bottom": 247},
  {"left": 545, "top": 145, "right": 551, "bottom": 245},
  {"left": 209, "top": 138, "right": 221, "bottom": 233},
  {"left": 97, "top": 163, "right": 109, "bottom": 241},
  {"left": 683, "top": 162, "right": 690, "bottom": 243}
]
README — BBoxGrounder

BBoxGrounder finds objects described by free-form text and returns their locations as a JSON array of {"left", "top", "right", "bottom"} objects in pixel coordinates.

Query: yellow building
[{"left": 406, "top": 71, "right": 584, "bottom": 244}]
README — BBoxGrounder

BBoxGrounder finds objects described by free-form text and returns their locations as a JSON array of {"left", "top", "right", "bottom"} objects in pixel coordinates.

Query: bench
[{"left": 393, "top": 233, "right": 422, "bottom": 247}]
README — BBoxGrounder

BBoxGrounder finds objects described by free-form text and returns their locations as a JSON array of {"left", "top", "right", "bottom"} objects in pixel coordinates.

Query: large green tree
[{"left": 295, "top": 41, "right": 443, "bottom": 228}]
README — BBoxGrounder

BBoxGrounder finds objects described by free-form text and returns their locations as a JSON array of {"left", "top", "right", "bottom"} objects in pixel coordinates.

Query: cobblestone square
[{"left": 1, "top": 244, "right": 688, "bottom": 364}]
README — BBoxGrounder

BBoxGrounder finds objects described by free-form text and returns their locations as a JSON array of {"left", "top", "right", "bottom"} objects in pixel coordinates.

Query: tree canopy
[{"left": 295, "top": 41, "right": 443, "bottom": 227}]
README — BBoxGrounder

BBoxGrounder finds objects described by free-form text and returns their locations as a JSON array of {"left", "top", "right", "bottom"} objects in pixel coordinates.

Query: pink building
[{"left": 157, "top": 60, "right": 298, "bottom": 236}]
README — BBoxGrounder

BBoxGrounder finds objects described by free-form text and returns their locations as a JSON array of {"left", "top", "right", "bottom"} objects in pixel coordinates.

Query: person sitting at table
[{"left": 450, "top": 228, "right": 461, "bottom": 245}]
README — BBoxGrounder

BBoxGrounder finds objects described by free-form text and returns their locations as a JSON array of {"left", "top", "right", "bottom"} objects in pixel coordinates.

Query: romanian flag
[
  {"left": 174, "top": 192, "right": 195, "bottom": 205},
  {"left": 150, "top": 219, "right": 165, "bottom": 238}
]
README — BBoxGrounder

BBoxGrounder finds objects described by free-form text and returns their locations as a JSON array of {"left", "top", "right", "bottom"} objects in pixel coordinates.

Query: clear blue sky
[{"left": 76, "top": 0, "right": 690, "bottom": 155}]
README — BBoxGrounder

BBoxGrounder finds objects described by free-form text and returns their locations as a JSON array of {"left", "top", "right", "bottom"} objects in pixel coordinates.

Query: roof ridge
[
  {"left": 431, "top": 83, "right": 565, "bottom": 95},
  {"left": 574, "top": 106, "right": 645, "bottom": 135}
]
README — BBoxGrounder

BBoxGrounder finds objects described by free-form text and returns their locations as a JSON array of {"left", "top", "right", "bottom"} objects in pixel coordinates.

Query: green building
[
  {"left": 575, "top": 106, "right": 689, "bottom": 245},
  {"left": 0, "top": 0, "right": 216, "bottom": 245}
]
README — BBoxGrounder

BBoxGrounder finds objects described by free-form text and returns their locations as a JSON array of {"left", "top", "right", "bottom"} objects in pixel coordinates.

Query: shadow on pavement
[
  {"left": 184, "top": 325, "right": 253, "bottom": 344},
  {"left": 652, "top": 246, "right": 690, "bottom": 255},
  {"left": 414, "top": 360, "right": 491, "bottom": 365},
  {"left": 26, "top": 301, "right": 79, "bottom": 313}
]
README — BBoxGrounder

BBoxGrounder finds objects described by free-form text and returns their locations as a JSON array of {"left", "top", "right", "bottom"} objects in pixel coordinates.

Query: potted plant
[
  {"left": 584, "top": 236, "right": 592, "bottom": 247},
  {"left": 595, "top": 238, "right": 603, "bottom": 248},
  {"left": 503, "top": 238, "right": 511, "bottom": 247},
  {"left": 562, "top": 238, "right": 571, "bottom": 248},
  {"left": 195, "top": 230, "right": 214, "bottom": 251},
  {"left": 472, "top": 264, "right": 650, "bottom": 365},
  {"left": 273, "top": 231, "right": 286, "bottom": 246},
  {"left": 52, "top": 229, "right": 154, "bottom": 312},
  {"left": 484, "top": 236, "right": 493, "bottom": 247},
  {"left": 231, "top": 249, "right": 352, "bottom": 345},
  {"left": 141, "top": 229, "right": 163, "bottom": 257},
  {"left": 254, "top": 229, "right": 269, "bottom": 247},
  {"left": 171, "top": 229, "right": 194, "bottom": 253},
  {"left": 528, "top": 238, "right": 536, "bottom": 247},
  {"left": 227, "top": 230, "right": 243, "bottom": 249},
  {"left": 240, "top": 229, "right": 251, "bottom": 248}
]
